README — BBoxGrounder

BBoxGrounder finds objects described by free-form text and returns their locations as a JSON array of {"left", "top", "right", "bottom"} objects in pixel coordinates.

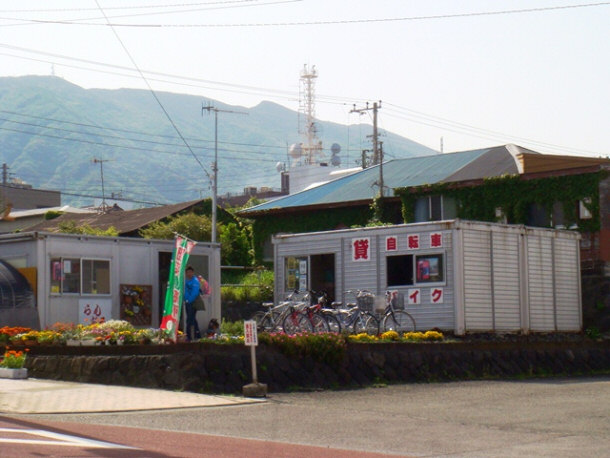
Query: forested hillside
[{"left": 0, "top": 76, "right": 437, "bottom": 207}]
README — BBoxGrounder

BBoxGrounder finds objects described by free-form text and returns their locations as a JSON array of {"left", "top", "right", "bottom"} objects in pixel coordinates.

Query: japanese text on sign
[
  {"left": 386, "top": 236, "right": 397, "bottom": 251},
  {"left": 352, "top": 238, "right": 370, "bottom": 261},
  {"left": 430, "top": 232, "right": 443, "bottom": 248},
  {"left": 244, "top": 320, "right": 258, "bottom": 346},
  {"left": 431, "top": 288, "right": 444, "bottom": 304},
  {"left": 407, "top": 234, "right": 420, "bottom": 250},
  {"left": 79, "top": 299, "right": 111, "bottom": 324},
  {"left": 407, "top": 288, "right": 421, "bottom": 305}
]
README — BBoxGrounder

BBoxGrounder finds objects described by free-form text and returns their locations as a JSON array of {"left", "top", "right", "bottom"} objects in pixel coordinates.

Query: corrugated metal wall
[
  {"left": 554, "top": 237, "right": 581, "bottom": 330},
  {"left": 274, "top": 221, "right": 582, "bottom": 334},
  {"left": 527, "top": 235, "right": 556, "bottom": 331},
  {"left": 463, "top": 230, "right": 494, "bottom": 330}
]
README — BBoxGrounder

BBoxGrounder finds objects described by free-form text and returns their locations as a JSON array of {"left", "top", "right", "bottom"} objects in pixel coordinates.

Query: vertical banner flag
[{"left": 160, "top": 236, "right": 196, "bottom": 342}]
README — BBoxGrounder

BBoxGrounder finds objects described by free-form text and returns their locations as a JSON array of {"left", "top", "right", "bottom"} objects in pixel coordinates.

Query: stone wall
[{"left": 24, "top": 340, "right": 610, "bottom": 394}]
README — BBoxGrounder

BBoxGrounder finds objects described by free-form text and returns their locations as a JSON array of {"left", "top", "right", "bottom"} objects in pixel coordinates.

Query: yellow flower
[{"left": 380, "top": 330, "right": 399, "bottom": 341}]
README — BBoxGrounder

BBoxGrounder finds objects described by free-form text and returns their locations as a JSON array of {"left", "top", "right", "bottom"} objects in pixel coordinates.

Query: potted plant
[{"left": 0, "top": 348, "right": 28, "bottom": 379}]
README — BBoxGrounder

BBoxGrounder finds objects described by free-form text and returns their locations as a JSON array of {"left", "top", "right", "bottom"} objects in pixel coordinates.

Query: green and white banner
[{"left": 160, "top": 235, "right": 196, "bottom": 342}]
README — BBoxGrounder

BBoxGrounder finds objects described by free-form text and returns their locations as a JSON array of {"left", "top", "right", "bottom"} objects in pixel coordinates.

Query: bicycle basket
[
  {"left": 356, "top": 293, "right": 375, "bottom": 312},
  {"left": 388, "top": 291, "right": 405, "bottom": 310}
]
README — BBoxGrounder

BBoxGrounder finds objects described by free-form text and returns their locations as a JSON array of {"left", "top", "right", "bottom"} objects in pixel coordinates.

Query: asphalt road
[{"left": 6, "top": 376, "right": 610, "bottom": 457}]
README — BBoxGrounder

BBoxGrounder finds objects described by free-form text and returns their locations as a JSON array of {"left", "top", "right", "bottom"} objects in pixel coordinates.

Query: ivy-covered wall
[
  {"left": 252, "top": 206, "right": 371, "bottom": 264},
  {"left": 396, "top": 172, "right": 605, "bottom": 234}
]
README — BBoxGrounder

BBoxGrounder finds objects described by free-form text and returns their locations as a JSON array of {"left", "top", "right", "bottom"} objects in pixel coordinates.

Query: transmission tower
[{"left": 298, "top": 64, "right": 323, "bottom": 165}]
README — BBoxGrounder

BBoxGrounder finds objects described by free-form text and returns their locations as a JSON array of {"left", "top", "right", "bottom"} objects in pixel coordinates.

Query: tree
[
  {"left": 139, "top": 213, "right": 213, "bottom": 241},
  {"left": 139, "top": 212, "right": 254, "bottom": 266},
  {"left": 57, "top": 221, "right": 119, "bottom": 236}
]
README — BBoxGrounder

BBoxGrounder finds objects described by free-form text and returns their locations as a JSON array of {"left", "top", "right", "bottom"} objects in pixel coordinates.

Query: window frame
[
  {"left": 81, "top": 258, "right": 111, "bottom": 296},
  {"left": 50, "top": 257, "right": 111, "bottom": 296},
  {"left": 386, "top": 251, "right": 446, "bottom": 288}
]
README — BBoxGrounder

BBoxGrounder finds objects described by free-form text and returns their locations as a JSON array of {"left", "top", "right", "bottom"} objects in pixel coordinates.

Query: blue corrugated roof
[{"left": 242, "top": 148, "right": 492, "bottom": 213}]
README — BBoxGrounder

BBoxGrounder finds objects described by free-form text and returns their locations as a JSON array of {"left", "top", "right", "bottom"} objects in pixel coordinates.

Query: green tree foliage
[
  {"left": 139, "top": 212, "right": 254, "bottom": 266},
  {"left": 57, "top": 221, "right": 119, "bottom": 236},
  {"left": 219, "top": 222, "right": 253, "bottom": 266},
  {"left": 139, "top": 213, "right": 213, "bottom": 242}
]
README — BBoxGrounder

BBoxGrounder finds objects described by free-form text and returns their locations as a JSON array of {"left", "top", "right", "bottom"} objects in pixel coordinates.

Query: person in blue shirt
[{"left": 183, "top": 266, "right": 201, "bottom": 340}]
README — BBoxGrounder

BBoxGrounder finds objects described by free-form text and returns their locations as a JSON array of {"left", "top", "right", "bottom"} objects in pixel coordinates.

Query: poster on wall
[
  {"left": 79, "top": 298, "right": 112, "bottom": 324},
  {"left": 120, "top": 284, "right": 153, "bottom": 326}
]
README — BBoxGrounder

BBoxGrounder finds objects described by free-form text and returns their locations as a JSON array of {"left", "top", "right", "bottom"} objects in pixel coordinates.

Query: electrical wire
[
  {"left": 93, "top": 0, "right": 211, "bottom": 181},
  {"left": 3, "top": 2, "right": 608, "bottom": 27}
]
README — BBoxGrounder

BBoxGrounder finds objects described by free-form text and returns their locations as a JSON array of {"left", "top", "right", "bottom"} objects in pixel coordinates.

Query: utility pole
[
  {"left": 92, "top": 157, "right": 109, "bottom": 212},
  {"left": 202, "top": 102, "right": 247, "bottom": 243},
  {"left": 351, "top": 101, "right": 382, "bottom": 165},
  {"left": 351, "top": 101, "right": 384, "bottom": 197},
  {"left": 2, "top": 163, "right": 8, "bottom": 185}
]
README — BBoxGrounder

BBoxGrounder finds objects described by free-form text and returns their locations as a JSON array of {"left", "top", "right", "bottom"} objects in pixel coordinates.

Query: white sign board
[
  {"left": 79, "top": 298, "right": 112, "bottom": 324},
  {"left": 244, "top": 320, "right": 258, "bottom": 346}
]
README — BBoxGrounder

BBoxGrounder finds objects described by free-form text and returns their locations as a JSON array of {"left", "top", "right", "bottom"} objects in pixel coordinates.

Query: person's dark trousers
[{"left": 185, "top": 302, "right": 201, "bottom": 340}]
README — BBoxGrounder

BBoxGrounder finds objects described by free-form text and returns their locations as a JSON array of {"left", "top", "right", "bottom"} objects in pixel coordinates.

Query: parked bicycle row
[{"left": 251, "top": 289, "right": 416, "bottom": 336}]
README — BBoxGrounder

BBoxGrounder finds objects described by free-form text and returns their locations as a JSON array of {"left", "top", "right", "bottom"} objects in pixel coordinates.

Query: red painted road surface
[{"left": 0, "top": 416, "right": 400, "bottom": 457}]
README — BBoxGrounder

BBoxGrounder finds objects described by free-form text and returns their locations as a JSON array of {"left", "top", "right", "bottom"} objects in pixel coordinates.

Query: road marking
[{"left": 0, "top": 427, "right": 138, "bottom": 449}]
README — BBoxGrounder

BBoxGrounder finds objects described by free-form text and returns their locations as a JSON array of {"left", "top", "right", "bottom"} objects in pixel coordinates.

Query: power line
[
  {"left": 0, "top": 0, "right": 301, "bottom": 26},
  {"left": 0, "top": 1, "right": 271, "bottom": 14},
  {"left": 382, "top": 103, "right": 603, "bottom": 156},
  {"left": 94, "top": 0, "right": 211, "bottom": 182},
  {"left": 4, "top": 2, "right": 608, "bottom": 27}
]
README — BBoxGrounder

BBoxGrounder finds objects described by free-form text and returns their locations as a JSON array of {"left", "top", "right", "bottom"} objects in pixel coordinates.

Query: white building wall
[{"left": 274, "top": 220, "right": 581, "bottom": 335}]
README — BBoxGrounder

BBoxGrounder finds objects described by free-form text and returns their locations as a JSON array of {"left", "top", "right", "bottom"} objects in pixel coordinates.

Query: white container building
[
  {"left": 0, "top": 231, "right": 221, "bottom": 329},
  {"left": 272, "top": 220, "right": 582, "bottom": 335}
]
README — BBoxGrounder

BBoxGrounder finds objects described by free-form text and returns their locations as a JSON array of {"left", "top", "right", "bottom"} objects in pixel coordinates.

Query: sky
[{"left": 1, "top": 0, "right": 609, "bottom": 158}]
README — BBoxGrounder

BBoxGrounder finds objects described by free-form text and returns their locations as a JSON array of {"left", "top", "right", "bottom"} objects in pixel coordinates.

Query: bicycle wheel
[
  {"left": 260, "top": 313, "right": 277, "bottom": 332},
  {"left": 354, "top": 312, "right": 379, "bottom": 335},
  {"left": 323, "top": 312, "right": 341, "bottom": 333},
  {"left": 283, "top": 312, "right": 313, "bottom": 335},
  {"left": 309, "top": 312, "right": 329, "bottom": 333},
  {"left": 252, "top": 311, "right": 266, "bottom": 332},
  {"left": 383, "top": 310, "right": 416, "bottom": 333}
]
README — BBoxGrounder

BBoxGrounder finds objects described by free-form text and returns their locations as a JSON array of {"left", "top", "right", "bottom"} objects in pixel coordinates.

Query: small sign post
[
  {"left": 242, "top": 320, "right": 267, "bottom": 397},
  {"left": 244, "top": 320, "right": 259, "bottom": 383}
]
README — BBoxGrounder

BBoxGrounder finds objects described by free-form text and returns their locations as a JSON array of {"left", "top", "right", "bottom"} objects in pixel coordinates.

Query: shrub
[
  {"left": 220, "top": 319, "right": 244, "bottom": 337},
  {"left": 259, "top": 332, "right": 347, "bottom": 365}
]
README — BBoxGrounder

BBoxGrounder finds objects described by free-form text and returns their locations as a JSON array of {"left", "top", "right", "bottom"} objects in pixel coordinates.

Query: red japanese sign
[
  {"left": 244, "top": 320, "right": 258, "bottom": 346},
  {"left": 407, "top": 288, "right": 421, "bottom": 305},
  {"left": 352, "top": 238, "right": 370, "bottom": 261},
  {"left": 431, "top": 287, "right": 444, "bottom": 304},
  {"left": 386, "top": 236, "right": 397, "bottom": 251},
  {"left": 407, "top": 234, "right": 420, "bottom": 250},
  {"left": 430, "top": 232, "right": 443, "bottom": 248}
]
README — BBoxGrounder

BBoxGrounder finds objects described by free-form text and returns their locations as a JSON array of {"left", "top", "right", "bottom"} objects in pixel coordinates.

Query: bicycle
[
  {"left": 331, "top": 290, "right": 379, "bottom": 335},
  {"left": 252, "top": 290, "right": 303, "bottom": 333},
  {"left": 381, "top": 290, "right": 416, "bottom": 333}
]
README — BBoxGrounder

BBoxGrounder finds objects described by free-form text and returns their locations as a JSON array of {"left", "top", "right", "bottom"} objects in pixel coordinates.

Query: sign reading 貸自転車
[{"left": 244, "top": 320, "right": 258, "bottom": 346}]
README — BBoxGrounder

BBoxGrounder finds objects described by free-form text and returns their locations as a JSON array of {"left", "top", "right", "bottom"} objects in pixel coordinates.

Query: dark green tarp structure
[{"left": 0, "top": 259, "right": 39, "bottom": 329}]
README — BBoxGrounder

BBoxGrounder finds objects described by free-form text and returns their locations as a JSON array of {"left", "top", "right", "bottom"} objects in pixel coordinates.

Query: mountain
[{"left": 0, "top": 76, "right": 438, "bottom": 207}]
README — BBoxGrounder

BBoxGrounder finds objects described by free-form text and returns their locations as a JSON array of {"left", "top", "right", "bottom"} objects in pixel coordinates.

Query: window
[
  {"left": 527, "top": 203, "right": 550, "bottom": 227},
  {"left": 50, "top": 258, "right": 110, "bottom": 295},
  {"left": 579, "top": 198, "right": 593, "bottom": 219},
  {"left": 414, "top": 195, "right": 456, "bottom": 222},
  {"left": 285, "top": 256, "right": 308, "bottom": 292},
  {"left": 387, "top": 255, "right": 414, "bottom": 287},
  {"left": 386, "top": 253, "right": 445, "bottom": 287},
  {"left": 415, "top": 254, "right": 444, "bottom": 283},
  {"left": 82, "top": 260, "right": 110, "bottom": 294}
]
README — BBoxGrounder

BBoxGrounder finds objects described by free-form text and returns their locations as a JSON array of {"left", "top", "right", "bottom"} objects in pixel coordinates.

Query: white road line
[{"left": 0, "top": 428, "right": 138, "bottom": 449}]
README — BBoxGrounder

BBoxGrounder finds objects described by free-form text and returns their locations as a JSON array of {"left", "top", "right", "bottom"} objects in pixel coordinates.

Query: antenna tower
[{"left": 298, "top": 64, "right": 323, "bottom": 165}]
